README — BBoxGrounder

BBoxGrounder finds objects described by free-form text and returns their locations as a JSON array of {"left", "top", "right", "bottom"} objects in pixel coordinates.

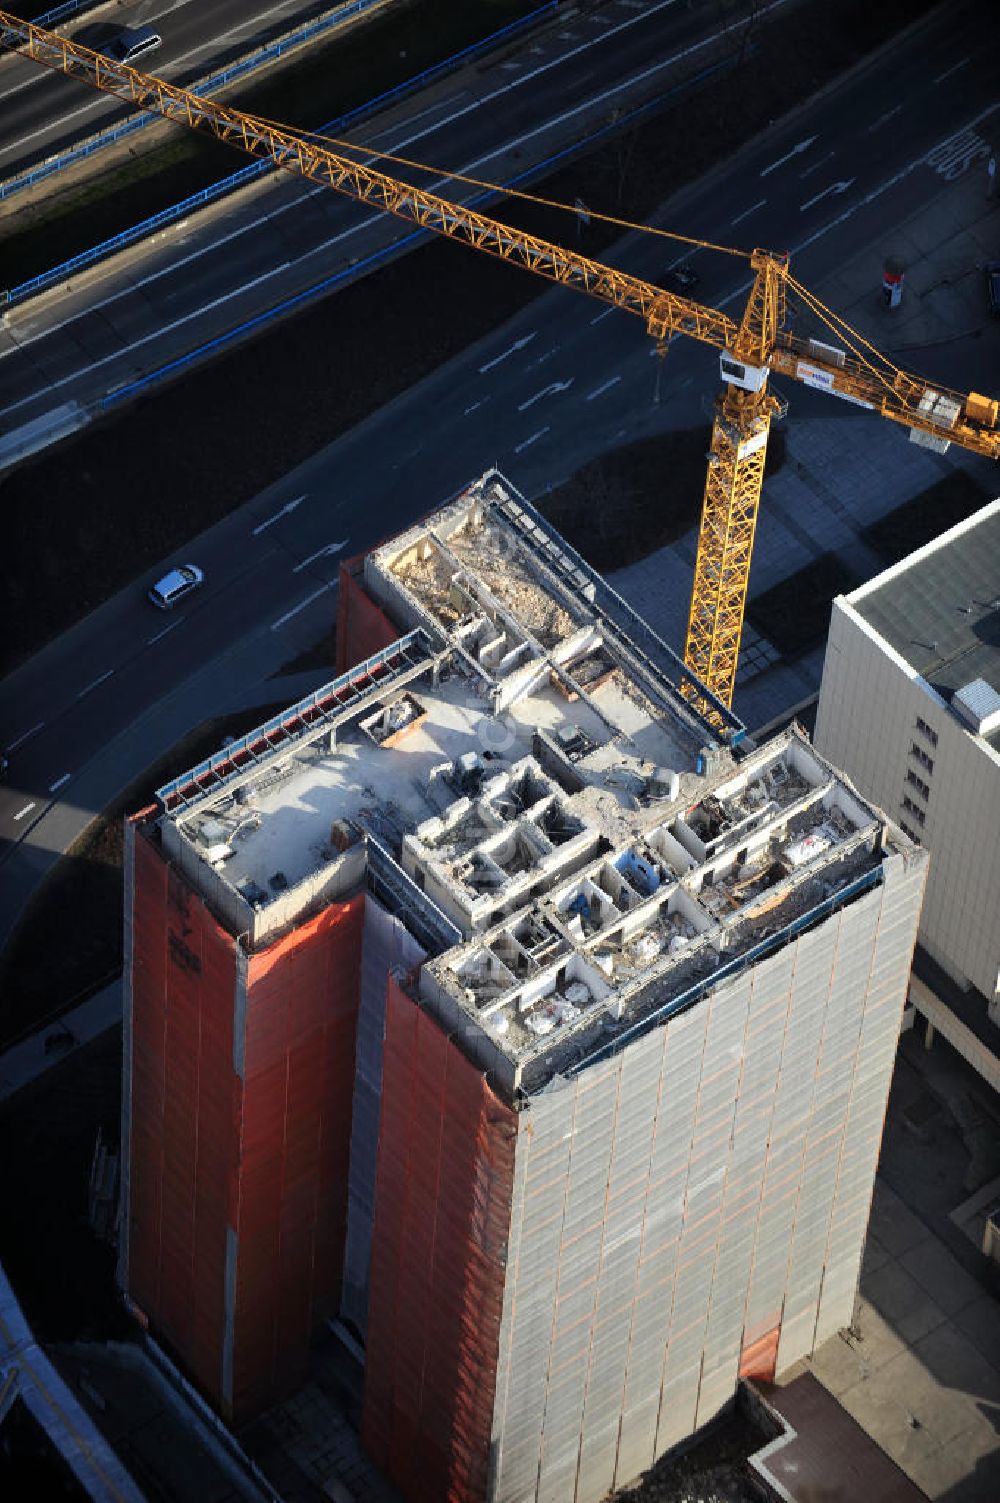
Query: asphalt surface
[
  {"left": 0, "top": 0, "right": 335, "bottom": 178},
  {"left": 0, "top": 0, "right": 771, "bottom": 431},
  {"left": 0, "top": 0, "right": 998, "bottom": 949}
]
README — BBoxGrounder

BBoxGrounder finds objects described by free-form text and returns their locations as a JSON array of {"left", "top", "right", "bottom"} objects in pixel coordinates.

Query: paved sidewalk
[
  {"left": 786, "top": 1179, "right": 1000, "bottom": 1500},
  {"left": 610, "top": 163, "right": 1000, "bottom": 732}
]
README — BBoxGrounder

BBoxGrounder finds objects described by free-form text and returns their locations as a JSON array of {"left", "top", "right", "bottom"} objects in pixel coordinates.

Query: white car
[{"left": 148, "top": 564, "right": 204, "bottom": 609}]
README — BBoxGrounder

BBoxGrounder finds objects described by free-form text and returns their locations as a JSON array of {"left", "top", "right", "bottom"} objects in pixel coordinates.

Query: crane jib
[{"left": 1, "top": 8, "right": 997, "bottom": 718}]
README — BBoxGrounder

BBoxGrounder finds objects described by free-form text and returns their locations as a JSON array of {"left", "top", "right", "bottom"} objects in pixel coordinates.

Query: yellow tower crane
[{"left": 3, "top": 11, "right": 998, "bottom": 724}]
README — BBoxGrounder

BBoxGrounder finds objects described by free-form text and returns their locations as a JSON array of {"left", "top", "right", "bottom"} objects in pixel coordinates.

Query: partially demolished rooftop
[{"left": 150, "top": 470, "right": 910, "bottom": 1098}]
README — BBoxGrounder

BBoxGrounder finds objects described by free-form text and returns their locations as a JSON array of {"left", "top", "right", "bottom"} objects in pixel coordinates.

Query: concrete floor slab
[
  {"left": 867, "top": 1181, "right": 934, "bottom": 1258},
  {"left": 860, "top": 1262, "right": 949, "bottom": 1345},
  {"left": 861, "top": 1231, "right": 892, "bottom": 1276},
  {"left": 951, "top": 1293, "right": 1000, "bottom": 1370},
  {"left": 911, "top": 1322, "right": 1000, "bottom": 1408},
  {"left": 808, "top": 1331, "right": 873, "bottom": 1398},
  {"left": 898, "top": 1237, "right": 985, "bottom": 1317}
]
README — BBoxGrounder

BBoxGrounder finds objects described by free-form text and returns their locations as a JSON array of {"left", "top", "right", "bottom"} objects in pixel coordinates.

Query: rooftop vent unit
[{"left": 951, "top": 678, "right": 1000, "bottom": 737}]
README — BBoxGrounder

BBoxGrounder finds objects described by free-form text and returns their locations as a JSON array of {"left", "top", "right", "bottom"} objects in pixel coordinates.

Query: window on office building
[
  {"left": 905, "top": 769, "right": 931, "bottom": 801},
  {"left": 915, "top": 716, "right": 939, "bottom": 747},
  {"left": 901, "top": 795, "right": 926, "bottom": 826},
  {"left": 909, "top": 742, "right": 934, "bottom": 774}
]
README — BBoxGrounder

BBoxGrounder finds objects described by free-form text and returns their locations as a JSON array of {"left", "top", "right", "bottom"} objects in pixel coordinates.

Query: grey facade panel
[{"left": 488, "top": 850, "right": 926, "bottom": 1502}]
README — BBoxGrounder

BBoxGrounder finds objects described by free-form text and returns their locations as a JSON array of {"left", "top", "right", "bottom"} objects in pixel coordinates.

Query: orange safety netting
[
  {"left": 739, "top": 1324, "right": 781, "bottom": 1384},
  {"left": 362, "top": 980, "right": 518, "bottom": 1503},
  {"left": 336, "top": 556, "right": 399, "bottom": 673},
  {"left": 128, "top": 823, "right": 367, "bottom": 1420},
  {"left": 232, "top": 891, "right": 366, "bottom": 1419},
  {"left": 128, "top": 824, "right": 239, "bottom": 1401}
]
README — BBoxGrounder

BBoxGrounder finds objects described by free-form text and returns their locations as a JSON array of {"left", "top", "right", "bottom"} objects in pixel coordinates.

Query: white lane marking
[
  {"left": 518, "top": 379, "right": 573, "bottom": 411},
  {"left": 3, "top": 0, "right": 792, "bottom": 373},
  {"left": 730, "top": 197, "right": 766, "bottom": 226},
  {"left": 934, "top": 56, "right": 969, "bottom": 85},
  {"left": 479, "top": 334, "right": 536, "bottom": 373},
  {"left": 363, "top": 93, "right": 465, "bottom": 144},
  {"left": 270, "top": 585, "right": 331, "bottom": 630},
  {"left": 13, "top": 802, "right": 36, "bottom": 822},
  {"left": 784, "top": 103, "right": 999, "bottom": 258},
  {"left": 2, "top": 264, "right": 288, "bottom": 417},
  {"left": 148, "top": 617, "right": 184, "bottom": 644},
  {"left": 224, "top": 0, "right": 312, "bottom": 36},
  {"left": 251, "top": 493, "right": 306, "bottom": 536},
  {"left": 799, "top": 149, "right": 835, "bottom": 179},
  {"left": 867, "top": 104, "right": 902, "bottom": 133},
  {"left": 590, "top": 308, "right": 615, "bottom": 325},
  {"left": 464, "top": 399, "right": 483, "bottom": 414},
  {"left": 6, "top": 721, "right": 44, "bottom": 753},
  {"left": 49, "top": 773, "right": 71, "bottom": 793},
  {"left": 1, "top": 6, "right": 286, "bottom": 155},
  {"left": 586, "top": 375, "right": 622, "bottom": 401},
  {"left": 760, "top": 135, "right": 816, "bottom": 177},
  {"left": 76, "top": 668, "right": 114, "bottom": 699},
  {"left": 799, "top": 178, "right": 855, "bottom": 212},
  {"left": 293, "top": 539, "right": 348, "bottom": 572},
  {"left": 514, "top": 427, "right": 549, "bottom": 454}
]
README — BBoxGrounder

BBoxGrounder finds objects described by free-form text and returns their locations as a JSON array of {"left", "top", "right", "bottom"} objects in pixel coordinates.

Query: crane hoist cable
[
  {"left": 237, "top": 114, "right": 754, "bottom": 261},
  {"left": 1, "top": 10, "right": 996, "bottom": 726}
]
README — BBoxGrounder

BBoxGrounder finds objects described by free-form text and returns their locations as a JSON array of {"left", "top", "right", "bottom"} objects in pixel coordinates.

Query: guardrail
[
  {"left": 93, "top": 50, "right": 740, "bottom": 412},
  {"left": 0, "top": 0, "right": 557, "bottom": 209},
  {"left": 1, "top": 0, "right": 559, "bottom": 307},
  {"left": 1, "top": 0, "right": 391, "bottom": 203},
  {"left": 30, "top": 0, "right": 99, "bottom": 28}
]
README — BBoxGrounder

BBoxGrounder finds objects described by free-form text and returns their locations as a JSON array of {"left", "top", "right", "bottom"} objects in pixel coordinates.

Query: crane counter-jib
[{"left": 2, "top": 7, "right": 998, "bottom": 714}]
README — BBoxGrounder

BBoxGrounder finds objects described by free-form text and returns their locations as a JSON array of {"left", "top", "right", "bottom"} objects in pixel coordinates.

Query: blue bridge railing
[{"left": 2, "top": 1, "right": 558, "bottom": 306}]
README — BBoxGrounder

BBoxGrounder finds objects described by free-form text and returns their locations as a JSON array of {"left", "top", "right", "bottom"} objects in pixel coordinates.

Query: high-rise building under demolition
[{"left": 120, "top": 472, "right": 926, "bottom": 1500}]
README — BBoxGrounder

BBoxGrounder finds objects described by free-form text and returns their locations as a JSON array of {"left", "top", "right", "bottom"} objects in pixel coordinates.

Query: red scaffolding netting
[
  {"left": 337, "top": 556, "right": 399, "bottom": 673},
  {"left": 362, "top": 980, "right": 518, "bottom": 1503},
  {"left": 128, "top": 823, "right": 367, "bottom": 1420},
  {"left": 233, "top": 892, "right": 365, "bottom": 1418},
  {"left": 128, "top": 824, "right": 239, "bottom": 1402}
]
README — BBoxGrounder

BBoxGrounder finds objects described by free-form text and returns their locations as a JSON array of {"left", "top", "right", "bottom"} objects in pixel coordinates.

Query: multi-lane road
[
  {"left": 0, "top": 0, "right": 785, "bottom": 433},
  {"left": 0, "top": 0, "right": 336, "bottom": 177},
  {"left": 1, "top": 0, "right": 999, "bottom": 949}
]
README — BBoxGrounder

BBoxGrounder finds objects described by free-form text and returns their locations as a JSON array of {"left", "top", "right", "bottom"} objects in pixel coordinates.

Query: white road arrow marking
[
  {"left": 293, "top": 540, "right": 349, "bottom": 573},
  {"left": 478, "top": 333, "right": 536, "bottom": 373},
  {"left": 518, "top": 379, "right": 574, "bottom": 411},
  {"left": 760, "top": 135, "right": 816, "bottom": 177},
  {"left": 799, "top": 178, "right": 856, "bottom": 212},
  {"left": 251, "top": 494, "right": 306, "bottom": 536}
]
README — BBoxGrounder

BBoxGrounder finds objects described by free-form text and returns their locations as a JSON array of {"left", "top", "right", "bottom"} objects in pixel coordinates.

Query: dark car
[
  {"left": 986, "top": 260, "right": 1000, "bottom": 318},
  {"left": 662, "top": 263, "right": 700, "bottom": 295},
  {"left": 105, "top": 25, "right": 162, "bottom": 66}
]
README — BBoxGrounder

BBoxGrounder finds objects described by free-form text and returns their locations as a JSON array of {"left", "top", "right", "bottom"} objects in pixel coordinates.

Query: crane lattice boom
[{"left": 3, "top": 9, "right": 997, "bottom": 719}]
